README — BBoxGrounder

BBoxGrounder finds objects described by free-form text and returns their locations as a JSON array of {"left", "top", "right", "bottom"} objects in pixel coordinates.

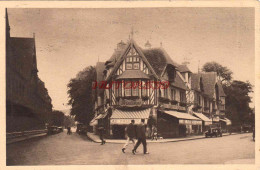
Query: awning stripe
[
  {"left": 163, "top": 110, "right": 201, "bottom": 120},
  {"left": 193, "top": 112, "right": 212, "bottom": 122},
  {"left": 111, "top": 108, "right": 151, "bottom": 119}
]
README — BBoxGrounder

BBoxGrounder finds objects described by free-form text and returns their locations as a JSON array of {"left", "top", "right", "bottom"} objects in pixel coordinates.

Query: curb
[{"left": 87, "top": 133, "right": 242, "bottom": 144}]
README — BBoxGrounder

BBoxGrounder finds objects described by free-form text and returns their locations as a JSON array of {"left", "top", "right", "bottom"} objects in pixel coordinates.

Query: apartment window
[
  {"left": 142, "top": 81, "right": 147, "bottom": 96},
  {"left": 171, "top": 89, "right": 176, "bottom": 100},
  {"left": 180, "top": 91, "right": 186, "bottom": 102},
  {"left": 126, "top": 56, "right": 140, "bottom": 70},
  {"left": 124, "top": 80, "right": 139, "bottom": 97}
]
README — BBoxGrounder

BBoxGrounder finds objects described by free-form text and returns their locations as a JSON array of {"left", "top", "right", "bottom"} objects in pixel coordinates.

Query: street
[{"left": 6, "top": 132, "right": 254, "bottom": 165}]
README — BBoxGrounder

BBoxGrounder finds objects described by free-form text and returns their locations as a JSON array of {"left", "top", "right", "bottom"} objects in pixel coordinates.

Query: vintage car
[
  {"left": 76, "top": 123, "right": 88, "bottom": 135},
  {"left": 205, "top": 128, "right": 222, "bottom": 138}
]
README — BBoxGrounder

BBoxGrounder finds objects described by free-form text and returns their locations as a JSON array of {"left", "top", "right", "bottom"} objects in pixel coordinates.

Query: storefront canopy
[
  {"left": 90, "top": 112, "right": 108, "bottom": 126},
  {"left": 164, "top": 111, "right": 201, "bottom": 120},
  {"left": 193, "top": 112, "right": 212, "bottom": 122},
  {"left": 110, "top": 108, "right": 151, "bottom": 125},
  {"left": 163, "top": 111, "right": 202, "bottom": 125},
  {"left": 220, "top": 118, "right": 232, "bottom": 125}
]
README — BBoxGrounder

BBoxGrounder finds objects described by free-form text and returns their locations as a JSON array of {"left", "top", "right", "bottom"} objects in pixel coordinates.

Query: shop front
[
  {"left": 193, "top": 112, "right": 212, "bottom": 132},
  {"left": 158, "top": 110, "right": 202, "bottom": 137},
  {"left": 110, "top": 108, "right": 151, "bottom": 138},
  {"left": 220, "top": 118, "right": 232, "bottom": 132}
]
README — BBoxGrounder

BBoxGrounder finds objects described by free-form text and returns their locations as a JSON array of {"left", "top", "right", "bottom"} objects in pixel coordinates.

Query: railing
[{"left": 6, "top": 129, "right": 47, "bottom": 143}]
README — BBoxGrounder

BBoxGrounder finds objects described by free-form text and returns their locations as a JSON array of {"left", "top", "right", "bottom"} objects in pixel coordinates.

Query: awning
[
  {"left": 220, "top": 118, "right": 232, "bottom": 125},
  {"left": 110, "top": 108, "right": 151, "bottom": 125},
  {"left": 163, "top": 110, "right": 202, "bottom": 125},
  {"left": 193, "top": 112, "right": 212, "bottom": 125},
  {"left": 89, "top": 112, "right": 108, "bottom": 126}
]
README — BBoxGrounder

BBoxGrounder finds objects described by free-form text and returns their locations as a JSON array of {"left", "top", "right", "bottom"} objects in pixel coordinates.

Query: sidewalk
[{"left": 87, "top": 132, "right": 238, "bottom": 144}]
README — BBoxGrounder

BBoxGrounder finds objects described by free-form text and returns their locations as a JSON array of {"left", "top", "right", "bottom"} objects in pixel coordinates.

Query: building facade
[
  {"left": 90, "top": 36, "right": 230, "bottom": 138},
  {"left": 6, "top": 10, "right": 53, "bottom": 132}
]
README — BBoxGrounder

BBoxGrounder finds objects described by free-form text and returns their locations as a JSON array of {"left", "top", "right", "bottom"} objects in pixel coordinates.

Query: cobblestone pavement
[{"left": 6, "top": 132, "right": 254, "bottom": 165}]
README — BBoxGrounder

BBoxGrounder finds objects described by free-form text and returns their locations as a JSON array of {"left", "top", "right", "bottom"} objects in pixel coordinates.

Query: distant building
[{"left": 6, "top": 10, "right": 52, "bottom": 132}]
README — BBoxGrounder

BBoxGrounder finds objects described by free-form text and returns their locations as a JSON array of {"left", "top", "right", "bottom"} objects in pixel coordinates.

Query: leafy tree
[
  {"left": 223, "top": 80, "right": 253, "bottom": 126},
  {"left": 50, "top": 110, "right": 65, "bottom": 126},
  {"left": 67, "top": 66, "right": 96, "bottom": 124},
  {"left": 202, "top": 62, "right": 233, "bottom": 82}
]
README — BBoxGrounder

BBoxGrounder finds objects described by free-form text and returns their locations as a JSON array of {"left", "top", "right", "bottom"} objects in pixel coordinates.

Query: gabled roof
[
  {"left": 178, "top": 64, "right": 191, "bottom": 73},
  {"left": 171, "top": 72, "right": 188, "bottom": 90},
  {"left": 116, "top": 70, "right": 150, "bottom": 80},
  {"left": 191, "top": 73, "right": 201, "bottom": 91},
  {"left": 201, "top": 72, "right": 217, "bottom": 98},
  {"left": 105, "top": 39, "right": 159, "bottom": 81},
  {"left": 191, "top": 72, "right": 226, "bottom": 98}
]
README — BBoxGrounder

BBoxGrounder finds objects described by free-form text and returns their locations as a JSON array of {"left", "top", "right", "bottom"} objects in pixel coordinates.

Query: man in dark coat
[
  {"left": 98, "top": 125, "right": 106, "bottom": 145},
  {"left": 122, "top": 120, "right": 136, "bottom": 153},
  {"left": 132, "top": 119, "right": 149, "bottom": 154}
]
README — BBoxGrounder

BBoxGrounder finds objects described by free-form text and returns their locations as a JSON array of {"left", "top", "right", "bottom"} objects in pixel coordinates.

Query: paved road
[{"left": 6, "top": 132, "right": 254, "bottom": 165}]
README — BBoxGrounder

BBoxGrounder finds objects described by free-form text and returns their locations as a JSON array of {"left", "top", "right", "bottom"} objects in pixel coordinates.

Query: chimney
[{"left": 145, "top": 40, "right": 151, "bottom": 49}]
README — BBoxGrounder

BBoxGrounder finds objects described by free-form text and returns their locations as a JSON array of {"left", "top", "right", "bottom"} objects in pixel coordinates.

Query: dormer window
[{"left": 126, "top": 56, "right": 140, "bottom": 70}]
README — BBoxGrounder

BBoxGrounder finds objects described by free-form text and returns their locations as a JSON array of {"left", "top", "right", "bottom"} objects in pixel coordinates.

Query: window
[
  {"left": 164, "top": 88, "right": 168, "bottom": 98},
  {"left": 142, "top": 81, "right": 147, "bottom": 96},
  {"left": 125, "top": 81, "right": 131, "bottom": 96},
  {"left": 171, "top": 89, "right": 176, "bottom": 100},
  {"left": 125, "top": 56, "right": 140, "bottom": 70},
  {"left": 198, "top": 94, "right": 201, "bottom": 105},
  {"left": 180, "top": 91, "right": 186, "bottom": 102}
]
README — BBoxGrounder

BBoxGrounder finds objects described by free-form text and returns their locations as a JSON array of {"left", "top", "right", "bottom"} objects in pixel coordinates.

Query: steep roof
[
  {"left": 178, "top": 64, "right": 191, "bottom": 73},
  {"left": 142, "top": 48, "right": 179, "bottom": 76},
  {"left": 191, "top": 73, "right": 200, "bottom": 91},
  {"left": 201, "top": 72, "right": 217, "bottom": 98},
  {"left": 171, "top": 73, "right": 188, "bottom": 90},
  {"left": 191, "top": 72, "right": 226, "bottom": 98}
]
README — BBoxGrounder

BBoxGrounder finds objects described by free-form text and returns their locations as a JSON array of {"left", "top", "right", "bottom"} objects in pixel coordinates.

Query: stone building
[
  {"left": 90, "top": 35, "right": 229, "bottom": 138},
  {"left": 6, "top": 10, "right": 52, "bottom": 132}
]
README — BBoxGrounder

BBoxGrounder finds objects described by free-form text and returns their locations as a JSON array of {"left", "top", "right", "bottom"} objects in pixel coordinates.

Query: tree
[
  {"left": 67, "top": 66, "right": 96, "bottom": 124},
  {"left": 50, "top": 110, "right": 65, "bottom": 126},
  {"left": 202, "top": 62, "right": 233, "bottom": 83},
  {"left": 223, "top": 80, "right": 253, "bottom": 126}
]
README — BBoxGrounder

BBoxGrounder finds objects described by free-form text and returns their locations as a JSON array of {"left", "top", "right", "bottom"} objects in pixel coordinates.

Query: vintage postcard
[{"left": 0, "top": 1, "right": 259, "bottom": 170}]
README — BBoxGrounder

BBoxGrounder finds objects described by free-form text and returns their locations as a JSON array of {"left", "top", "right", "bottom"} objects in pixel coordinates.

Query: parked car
[
  {"left": 205, "top": 128, "right": 222, "bottom": 138},
  {"left": 76, "top": 123, "right": 88, "bottom": 135},
  {"left": 57, "top": 127, "right": 63, "bottom": 132},
  {"left": 47, "top": 126, "right": 59, "bottom": 135}
]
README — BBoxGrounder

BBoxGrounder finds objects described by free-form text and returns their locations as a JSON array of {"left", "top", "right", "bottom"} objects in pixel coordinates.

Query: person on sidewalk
[
  {"left": 132, "top": 119, "right": 149, "bottom": 154},
  {"left": 122, "top": 120, "right": 136, "bottom": 153},
  {"left": 98, "top": 125, "right": 106, "bottom": 145},
  {"left": 151, "top": 125, "right": 158, "bottom": 141}
]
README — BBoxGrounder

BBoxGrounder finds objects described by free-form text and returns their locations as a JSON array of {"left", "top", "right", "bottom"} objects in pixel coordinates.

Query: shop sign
[
  {"left": 179, "top": 119, "right": 202, "bottom": 125},
  {"left": 111, "top": 119, "right": 147, "bottom": 125},
  {"left": 204, "top": 121, "right": 212, "bottom": 126},
  {"left": 119, "top": 98, "right": 142, "bottom": 106}
]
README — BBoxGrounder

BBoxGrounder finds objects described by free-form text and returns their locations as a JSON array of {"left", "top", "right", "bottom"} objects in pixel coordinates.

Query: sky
[{"left": 7, "top": 8, "right": 255, "bottom": 110}]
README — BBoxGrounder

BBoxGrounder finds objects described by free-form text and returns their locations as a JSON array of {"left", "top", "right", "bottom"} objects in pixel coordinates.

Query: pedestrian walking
[
  {"left": 98, "top": 125, "right": 106, "bottom": 145},
  {"left": 132, "top": 119, "right": 149, "bottom": 154},
  {"left": 122, "top": 120, "right": 136, "bottom": 153},
  {"left": 67, "top": 126, "right": 71, "bottom": 135}
]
